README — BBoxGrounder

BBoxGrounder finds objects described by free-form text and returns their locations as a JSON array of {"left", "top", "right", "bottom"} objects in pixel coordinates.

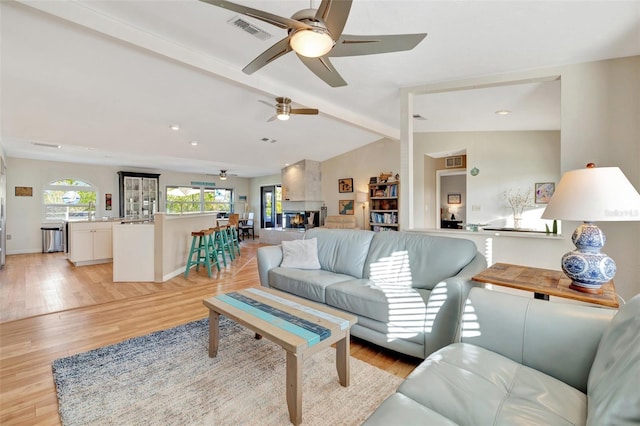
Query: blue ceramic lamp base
[{"left": 561, "top": 222, "right": 616, "bottom": 294}]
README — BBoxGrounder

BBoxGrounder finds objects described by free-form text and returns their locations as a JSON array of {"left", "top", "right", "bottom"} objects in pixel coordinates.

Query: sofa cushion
[
  {"left": 267, "top": 267, "right": 354, "bottom": 303},
  {"left": 364, "top": 232, "right": 477, "bottom": 290},
  {"left": 304, "top": 229, "right": 374, "bottom": 278},
  {"left": 325, "top": 279, "right": 428, "bottom": 326},
  {"left": 398, "top": 343, "right": 586, "bottom": 425},
  {"left": 323, "top": 215, "right": 358, "bottom": 229},
  {"left": 280, "top": 238, "right": 321, "bottom": 270},
  {"left": 587, "top": 293, "right": 640, "bottom": 425},
  {"left": 363, "top": 393, "right": 457, "bottom": 426}
]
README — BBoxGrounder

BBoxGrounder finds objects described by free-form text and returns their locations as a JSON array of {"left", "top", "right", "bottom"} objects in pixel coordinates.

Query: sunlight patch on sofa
[
  {"left": 368, "top": 250, "right": 438, "bottom": 341},
  {"left": 369, "top": 250, "right": 412, "bottom": 286},
  {"left": 460, "top": 298, "right": 481, "bottom": 338},
  {"left": 424, "top": 284, "right": 447, "bottom": 333}
]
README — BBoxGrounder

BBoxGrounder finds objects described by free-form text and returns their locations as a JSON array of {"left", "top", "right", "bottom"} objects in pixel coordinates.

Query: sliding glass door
[{"left": 260, "top": 185, "right": 282, "bottom": 228}]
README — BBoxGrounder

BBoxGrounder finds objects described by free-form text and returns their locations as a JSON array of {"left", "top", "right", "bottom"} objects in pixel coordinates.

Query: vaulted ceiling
[{"left": 2, "top": 1, "right": 639, "bottom": 177}]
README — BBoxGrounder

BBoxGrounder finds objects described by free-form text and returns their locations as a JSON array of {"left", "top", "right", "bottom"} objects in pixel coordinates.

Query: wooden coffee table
[{"left": 202, "top": 287, "right": 357, "bottom": 425}]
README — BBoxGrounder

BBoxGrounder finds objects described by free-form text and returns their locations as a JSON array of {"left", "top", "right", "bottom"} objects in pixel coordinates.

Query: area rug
[{"left": 52, "top": 317, "right": 402, "bottom": 425}]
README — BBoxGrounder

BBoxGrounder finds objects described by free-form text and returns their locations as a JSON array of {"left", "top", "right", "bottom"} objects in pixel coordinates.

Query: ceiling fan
[
  {"left": 259, "top": 96, "right": 319, "bottom": 121},
  {"left": 200, "top": 0, "right": 427, "bottom": 87},
  {"left": 218, "top": 170, "right": 237, "bottom": 180}
]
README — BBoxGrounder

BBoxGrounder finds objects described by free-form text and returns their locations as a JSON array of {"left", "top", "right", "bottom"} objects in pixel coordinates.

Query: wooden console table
[{"left": 472, "top": 263, "right": 619, "bottom": 308}]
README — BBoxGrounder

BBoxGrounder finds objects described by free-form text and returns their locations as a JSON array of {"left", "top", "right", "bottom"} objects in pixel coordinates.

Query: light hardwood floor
[{"left": 0, "top": 240, "right": 420, "bottom": 425}]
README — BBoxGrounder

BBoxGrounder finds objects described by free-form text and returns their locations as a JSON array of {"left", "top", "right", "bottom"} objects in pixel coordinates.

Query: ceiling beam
[{"left": 16, "top": 0, "right": 399, "bottom": 140}]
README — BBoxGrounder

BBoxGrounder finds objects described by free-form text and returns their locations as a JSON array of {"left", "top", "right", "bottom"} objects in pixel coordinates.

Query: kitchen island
[
  {"left": 68, "top": 213, "right": 219, "bottom": 282},
  {"left": 112, "top": 222, "right": 155, "bottom": 282}
]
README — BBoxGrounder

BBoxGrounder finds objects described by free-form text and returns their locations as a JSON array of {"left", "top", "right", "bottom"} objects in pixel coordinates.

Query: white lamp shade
[
  {"left": 542, "top": 166, "right": 640, "bottom": 222},
  {"left": 356, "top": 191, "right": 368, "bottom": 203}
]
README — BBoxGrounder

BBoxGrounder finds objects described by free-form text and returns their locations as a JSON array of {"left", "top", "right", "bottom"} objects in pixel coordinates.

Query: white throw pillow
[{"left": 280, "top": 238, "right": 321, "bottom": 269}]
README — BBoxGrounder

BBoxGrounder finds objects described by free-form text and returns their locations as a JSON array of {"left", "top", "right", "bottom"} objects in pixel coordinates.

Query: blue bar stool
[
  {"left": 226, "top": 216, "right": 241, "bottom": 257},
  {"left": 184, "top": 229, "right": 216, "bottom": 277},
  {"left": 212, "top": 226, "right": 234, "bottom": 266}
]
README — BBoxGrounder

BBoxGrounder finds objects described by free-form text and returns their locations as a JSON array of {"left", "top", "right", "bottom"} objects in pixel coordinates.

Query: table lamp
[
  {"left": 356, "top": 191, "right": 368, "bottom": 229},
  {"left": 541, "top": 164, "right": 640, "bottom": 293}
]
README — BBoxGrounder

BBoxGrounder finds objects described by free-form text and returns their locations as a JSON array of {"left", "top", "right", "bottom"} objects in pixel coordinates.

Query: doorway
[
  {"left": 436, "top": 169, "right": 467, "bottom": 229},
  {"left": 260, "top": 185, "right": 282, "bottom": 228}
]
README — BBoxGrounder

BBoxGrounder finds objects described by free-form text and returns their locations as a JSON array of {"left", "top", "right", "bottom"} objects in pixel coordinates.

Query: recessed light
[
  {"left": 170, "top": 124, "right": 180, "bottom": 130},
  {"left": 495, "top": 110, "right": 511, "bottom": 115},
  {"left": 190, "top": 141, "right": 198, "bottom": 146}
]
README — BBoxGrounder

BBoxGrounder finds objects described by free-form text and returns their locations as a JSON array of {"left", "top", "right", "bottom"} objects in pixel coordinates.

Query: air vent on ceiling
[{"left": 228, "top": 16, "right": 272, "bottom": 41}]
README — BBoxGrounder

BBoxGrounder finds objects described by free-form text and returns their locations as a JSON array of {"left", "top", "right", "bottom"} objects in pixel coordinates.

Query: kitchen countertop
[{"left": 65, "top": 217, "right": 153, "bottom": 224}]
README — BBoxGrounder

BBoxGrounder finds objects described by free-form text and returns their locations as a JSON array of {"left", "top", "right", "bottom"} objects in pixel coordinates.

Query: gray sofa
[
  {"left": 257, "top": 228, "right": 486, "bottom": 359},
  {"left": 365, "top": 287, "right": 640, "bottom": 425}
]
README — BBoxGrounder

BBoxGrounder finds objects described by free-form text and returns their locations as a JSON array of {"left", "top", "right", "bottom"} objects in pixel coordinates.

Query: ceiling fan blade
[
  {"left": 315, "top": 0, "right": 352, "bottom": 40},
  {"left": 329, "top": 33, "right": 427, "bottom": 57},
  {"left": 199, "top": 0, "right": 310, "bottom": 31},
  {"left": 291, "top": 108, "right": 319, "bottom": 115},
  {"left": 258, "top": 99, "right": 276, "bottom": 109},
  {"left": 267, "top": 115, "right": 277, "bottom": 122},
  {"left": 243, "top": 37, "right": 292, "bottom": 74},
  {"left": 297, "top": 55, "right": 347, "bottom": 87}
]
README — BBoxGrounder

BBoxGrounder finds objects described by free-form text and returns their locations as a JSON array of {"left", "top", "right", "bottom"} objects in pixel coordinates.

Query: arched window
[{"left": 43, "top": 179, "right": 97, "bottom": 221}]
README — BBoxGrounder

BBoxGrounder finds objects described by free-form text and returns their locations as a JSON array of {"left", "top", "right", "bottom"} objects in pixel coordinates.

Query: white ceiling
[{"left": 2, "top": 1, "right": 639, "bottom": 177}]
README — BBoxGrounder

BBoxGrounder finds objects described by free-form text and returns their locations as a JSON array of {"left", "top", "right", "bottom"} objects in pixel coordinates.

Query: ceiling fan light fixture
[
  {"left": 290, "top": 28, "right": 334, "bottom": 58},
  {"left": 276, "top": 102, "right": 291, "bottom": 120}
]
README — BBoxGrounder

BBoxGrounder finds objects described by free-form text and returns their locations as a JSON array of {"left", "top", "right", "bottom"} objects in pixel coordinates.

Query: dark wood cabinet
[
  {"left": 118, "top": 171, "right": 160, "bottom": 219},
  {"left": 441, "top": 220, "right": 462, "bottom": 229}
]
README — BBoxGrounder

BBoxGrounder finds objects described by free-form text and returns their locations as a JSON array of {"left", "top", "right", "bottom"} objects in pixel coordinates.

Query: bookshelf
[{"left": 368, "top": 181, "right": 399, "bottom": 232}]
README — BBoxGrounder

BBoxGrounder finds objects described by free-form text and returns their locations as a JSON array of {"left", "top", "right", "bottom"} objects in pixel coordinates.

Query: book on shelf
[
  {"left": 372, "top": 225, "right": 395, "bottom": 232},
  {"left": 370, "top": 212, "right": 398, "bottom": 224},
  {"left": 371, "top": 183, "right": 398, "bottom": 198}
]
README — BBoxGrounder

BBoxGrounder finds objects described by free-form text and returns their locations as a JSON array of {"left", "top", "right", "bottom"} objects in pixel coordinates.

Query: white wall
[
  {"left": 415, "top": 131, "right": 560, "bottom": 230},
  {"left": 321, "top": 138, "right": 400, "bottom": 229},
  {"left": 5, "top": 157, "right": 249, "bottom": 254},
  {"left": 403, "top": 55, "right": 640, "bottom": 300}
]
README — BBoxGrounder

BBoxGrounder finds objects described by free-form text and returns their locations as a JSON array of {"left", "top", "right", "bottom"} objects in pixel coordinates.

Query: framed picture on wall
[
  {"left": 15, "top": 186, "right": 33, "bottom": 197},
  {"left": 535, "top": 182, "right": 555, "bottom": 204},
  {"left": 339, "top": 199, "right": 354, "bottom": 215},
  {"left": 338, "top": 178, "right": 353, "bottom": 193},
  {"left": 447, "top": 193, "right": 461, "bottom": 204}
]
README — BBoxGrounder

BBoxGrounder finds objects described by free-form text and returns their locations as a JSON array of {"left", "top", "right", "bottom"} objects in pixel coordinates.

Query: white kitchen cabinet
[
  {"left": 118, "top": 171, "right": 160, "bottom": 220},
  {"left": 68, "top": 221, "right": 113, "bottom": 265}
]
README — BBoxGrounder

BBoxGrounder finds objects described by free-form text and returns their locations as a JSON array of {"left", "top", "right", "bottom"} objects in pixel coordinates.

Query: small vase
[{"left": 513, "top": 215, "right": 522, "bottom": 229}]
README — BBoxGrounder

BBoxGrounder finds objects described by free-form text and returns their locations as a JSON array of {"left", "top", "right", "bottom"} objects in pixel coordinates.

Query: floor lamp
[{"left": 356, "top": 191, "right": 368, "bottom": 229}]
